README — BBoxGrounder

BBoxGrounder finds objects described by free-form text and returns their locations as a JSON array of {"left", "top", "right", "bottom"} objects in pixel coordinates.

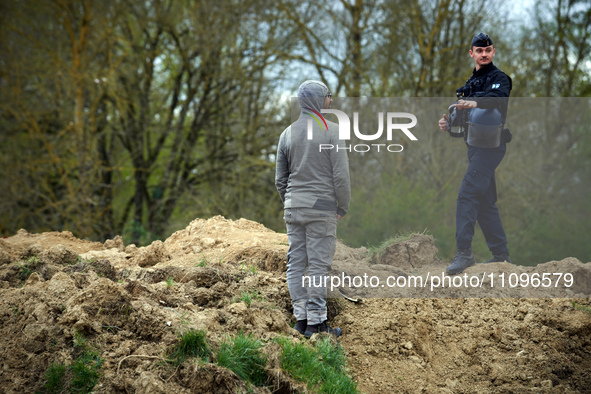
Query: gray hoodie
[{"left": 275, "top": 80, "right": 351, "bottom": 216}]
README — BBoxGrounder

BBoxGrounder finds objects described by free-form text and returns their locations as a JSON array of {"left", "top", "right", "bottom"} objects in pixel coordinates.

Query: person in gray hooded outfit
[{"left": 275, "top": 80, "right": 351, "bottom": 337}]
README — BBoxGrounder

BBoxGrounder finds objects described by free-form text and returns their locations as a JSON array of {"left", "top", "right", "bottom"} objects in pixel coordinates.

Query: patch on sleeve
[{"left": 492, "top": 84, "right": 500, "bottom": 89}]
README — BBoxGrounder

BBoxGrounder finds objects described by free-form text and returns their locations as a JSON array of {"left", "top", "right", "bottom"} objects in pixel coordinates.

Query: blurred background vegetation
[{"left": 1, "top": 0, "right": 589, "bottom": 265}]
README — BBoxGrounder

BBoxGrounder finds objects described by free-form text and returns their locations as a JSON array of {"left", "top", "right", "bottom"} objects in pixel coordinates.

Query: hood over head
[{"left": 297, "top": 80, "right": 329, "bottom": 112}]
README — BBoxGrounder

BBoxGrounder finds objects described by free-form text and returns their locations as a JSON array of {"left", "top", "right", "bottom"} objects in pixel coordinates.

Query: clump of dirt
[
  {"left": 0, "top": 217, "right": 590, "bottom": 393},
  {"left": 376, "top": 234, "right": 441, "bottom": 270},
  {"left": 162, "top": 216, "right": 290, "bottom": 271}
]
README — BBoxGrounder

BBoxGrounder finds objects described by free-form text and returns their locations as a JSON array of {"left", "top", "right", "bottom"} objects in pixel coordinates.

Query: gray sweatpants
[{"left": 284, "top": 208, "right": 337, "bottom": 325}]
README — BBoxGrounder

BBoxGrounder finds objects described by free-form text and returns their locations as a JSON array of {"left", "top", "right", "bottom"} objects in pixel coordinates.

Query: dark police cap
[{"left": 471, "top": 33, "right": 493, "bottom": 47}]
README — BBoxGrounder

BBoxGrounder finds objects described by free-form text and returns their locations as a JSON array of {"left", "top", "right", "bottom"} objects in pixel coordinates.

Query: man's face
[
  {"left": 324, "top": 92, "right": 332, "bottom": 109},
  {"left": 470, "top": 45, "right": 495, "bottom": 69}
]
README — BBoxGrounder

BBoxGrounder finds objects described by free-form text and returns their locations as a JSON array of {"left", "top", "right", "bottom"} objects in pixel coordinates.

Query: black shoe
[
  {"left": 446, "top": 248, "right": 476, "bottom": 275},
  {"left": 293, "top": 319, "right": 307, "bottom": 335},
  {"left": 304, "top": 321, "right": 342, "bottom": 338},
  {"left": 484, "top": 254, "right": 511, "bottom": 263}
]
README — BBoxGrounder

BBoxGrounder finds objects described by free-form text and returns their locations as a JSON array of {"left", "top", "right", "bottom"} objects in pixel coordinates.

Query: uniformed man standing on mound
[{"left": 438, "top": 33, "right": 513, "bottom": 275}]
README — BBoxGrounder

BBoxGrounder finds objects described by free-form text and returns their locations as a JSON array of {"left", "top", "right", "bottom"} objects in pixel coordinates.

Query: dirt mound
[
  {"left": 0, "top": 217, "right": 590, "bottom": 393},
  {"left": 163, "top": 216, "right": 288, "bottom": 268},
  {"left": 335, "top": 297, "right": 591, "bottom": 393},
  {"left": 1, "top": 229, "right": 105, "bottom": 261}
]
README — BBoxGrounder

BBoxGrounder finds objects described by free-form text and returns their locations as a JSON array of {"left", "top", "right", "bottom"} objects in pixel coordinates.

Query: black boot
[
  {"left": 304, "top": 320, "right": 342, "bottom": 338},
  {"left": 485, "top": 253, "right": 511, "bottom": 263},
  {"left": 446, "top": 248, "right": 476, "bottom": 275},
  {"left": 293, "top": 319, "right": 307, "bottom": 335}
]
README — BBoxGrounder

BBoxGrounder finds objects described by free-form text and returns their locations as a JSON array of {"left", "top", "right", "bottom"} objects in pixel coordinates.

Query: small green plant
[
  {"left": 70, "top": 352, "right": 102, "bottom": 392},
  {"left": 217, "top": 332, "right": 267, "bottom": 387},
  {"left": 11, "top": 304, "right": 26, "bottom": 319},
  {"left": 167, "top": 328, "right": 211, "bottom": 364},
  {"left": 74, "top": 256, "right": 96, "bottom": 265},
  {"left": 17, "top": 263, "right": 32, "bottom": 280},
  {"left": 120, "top": 304, "right": 132, "bottom": 315},
  {"left": 179, "top": 311, "right": 191, "bottom": 326},
  {"left": 43, "top": 363, "right": 67, "bottom": 393},
  {"left": 73, "top": 331, "right": 94, "bottom": 356},
  {"left": 26, "top": 255, "right": 41, "bottom": 265},
  {"left": 276, "top": 336, "right": 357, "bottom": 393},
  {"left": 315, "top": 335, "right": 347, "bottom": 369},
  {"left": 17, "top": 255, "right": 43, "bottom": 281},
  {"left": 43, "top": 332, "right": 103, "bottom": 394},
  {"left": 249, "top": 264, "right": 258, "bottom": 275},
  {"left": 236, "top": 290, "right": 265, "bottom": 306},
  {"left": 239, "top": 260, "right": 258, "bottom": 275},
  {"left": 572, "top": 302, "right": 591, "bottom": 315},
  {"left": 10, "top": 305, "right": 24, "bottom": 317},
  {"left": 74, "top": 331, "right": 91, "bottom": 353},
  {"left": 71, "top": 332, "right": 103, "bottom": 392},
  {"left": 196, "top": 257, "right": 208, "bottom": 267},
  {"left": 166, "top": 277, "right": 175, "bottom": 288}
]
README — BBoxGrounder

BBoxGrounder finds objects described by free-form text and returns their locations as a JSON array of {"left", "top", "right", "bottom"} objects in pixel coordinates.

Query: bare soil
[{"left": 0, "top": 216, "right": 590, "bottom": 393}]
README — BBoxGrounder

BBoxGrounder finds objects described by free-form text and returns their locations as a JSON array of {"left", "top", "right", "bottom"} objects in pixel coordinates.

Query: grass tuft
[
  {"left": 572, "top": 301, "right": 591, "bottom": 315},
  {"left": 240, "top": 260, "right": 258, "bottom": 275},
  {"left": 217, "top": 332, "right": 267, "bottom": 387},
  {"left": 167, "top": 328, "right": 211, "bottom": 364},
  {"left": 17, "top": 255, "right": 43, "bottom": 281},
  {"left": 43, "top": 332, "right": 103, "bottom": 394},
  {"left": 71, "top": 332, "right": 103, "bottom": 392},
  {"left": 367, "top": 230, "right": 428, "bottom": 264},
  {"left": 236, "top": 290, "right": 265, "bottom": 306},
  {"left": 276, "top": 336, "right": 358, "bottom": 393},
  {"left": 277, "top": 338, "right": 317, "bottom": 381},
  {"left": 70, "top": 355, "right": 102, "bottom": 392},
  {"left": 43, "top": 363, "right": 66, "bottom": 393},
  {"left": 165, "top": 276, "right": 175, "bottom": 288},
  {"left": 315, "top": 335, "right": 347, "bottom": 369}
]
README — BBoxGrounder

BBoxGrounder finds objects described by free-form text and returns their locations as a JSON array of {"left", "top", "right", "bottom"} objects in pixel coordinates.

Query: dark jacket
[
  {"left": 459, "top": 62, "right": 512, "bottom": 173},
  {"left": 457, "top": 62, "right": 512, "bottom": 123}
]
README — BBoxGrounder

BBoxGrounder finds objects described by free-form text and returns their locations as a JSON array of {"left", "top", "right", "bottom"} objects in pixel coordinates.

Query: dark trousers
[{"left": 456, "top": 146, "right": 508, "bottom": 255}]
